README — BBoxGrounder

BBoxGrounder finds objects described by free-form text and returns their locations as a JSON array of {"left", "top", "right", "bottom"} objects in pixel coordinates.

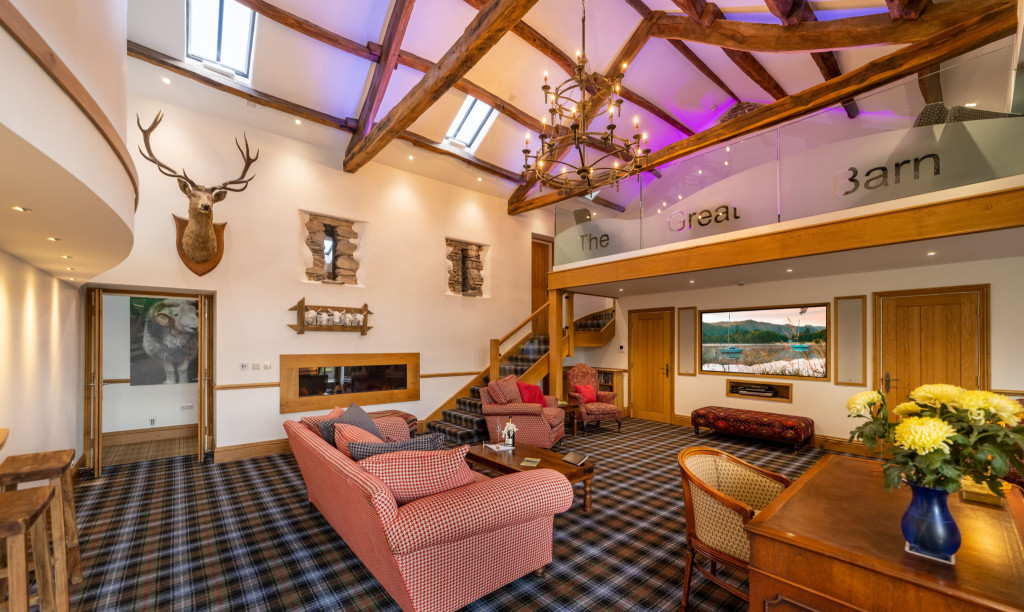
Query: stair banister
[
  {"left": 489, "top": 302, "right": 550, "bottom": 381},
  {"left": 566, "top": 292, "right": 574, "bottom": 358}
]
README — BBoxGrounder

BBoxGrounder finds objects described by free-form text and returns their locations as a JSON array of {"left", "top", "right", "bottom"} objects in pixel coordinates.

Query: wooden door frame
[
  {"left": 83, "top": 286, "right": 214, "bottom": 475},
  {"left": 872, "top": 284, "right": 990, "bottom": 392},
  {"left": 627, "top": 307, "right": 676, "bottom": 423}
]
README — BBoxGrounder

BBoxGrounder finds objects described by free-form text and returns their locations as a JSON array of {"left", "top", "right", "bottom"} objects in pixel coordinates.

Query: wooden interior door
[
  {"left": 629, "top": 308, "right": 674, "bottom": 423},
  {"left": 531, "top": 239, "right": 552, "bottom": 334},
  {"left": 877, "top": 286, "right": 988, "bottom": 408}
]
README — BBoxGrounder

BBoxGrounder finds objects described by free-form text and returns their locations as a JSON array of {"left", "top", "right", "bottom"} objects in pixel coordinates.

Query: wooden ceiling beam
[
  {"left": 343, "top": 0, "right": 539, "bottom": 173},
  {"left": 348, "top": 0, "right": 416, "bottom": 154},
  {"left": 233, "top": 0, "right": 376, "bottom": 61},
  {"left": 590, "top": 196, "right": 627, "bottom": 213},
  {"left": 126, "top": 42, "right": 524, "bottom": 185},
  {"left": 507, "top": 0, "right": 1016, "bottom": 214},
  {"left": 763, "top": 0, "right": 859, "bottom": 118},
  {"left": 671, "top": 0, "right": 788, "bottom": 100},
  {"left": 885, "top": 0, "right": 932, "bottom": 20},
  {"left": 649, "top": 0, "right": 1003, "bottom": 52}
]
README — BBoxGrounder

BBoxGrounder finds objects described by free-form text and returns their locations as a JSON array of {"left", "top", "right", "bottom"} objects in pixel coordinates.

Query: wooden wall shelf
[
  {"left": 288, "top": 298, "right": 373, "bottom": 335},
  {"left": 725, "top": 378, "right": 793, "bottom": 403}
]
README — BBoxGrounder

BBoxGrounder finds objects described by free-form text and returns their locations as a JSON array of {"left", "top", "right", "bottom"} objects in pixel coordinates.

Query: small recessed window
[
  {"left": 445, "top": 97, "right": 496, "bottom": 150},
  {"left": 187, "top": 0, "right": 256, "bottom": 78}
]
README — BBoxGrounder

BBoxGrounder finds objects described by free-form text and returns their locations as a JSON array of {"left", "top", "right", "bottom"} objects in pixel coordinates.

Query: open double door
[{"left": 83, "top": 288, "right": 213, "bottom": 476}]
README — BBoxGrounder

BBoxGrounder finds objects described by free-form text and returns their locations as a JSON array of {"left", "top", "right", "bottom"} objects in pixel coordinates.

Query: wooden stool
[
  {"left": 0, "top": 487, "right": 58, "bottom": 611},
  {"left": 0, "top": 449, "right": 82, "bottom": 605}
]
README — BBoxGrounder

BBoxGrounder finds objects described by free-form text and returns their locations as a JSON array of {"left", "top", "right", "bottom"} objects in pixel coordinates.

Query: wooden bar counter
[{"left": 745, "top": 454, "right": 1024, "bottom": 611}]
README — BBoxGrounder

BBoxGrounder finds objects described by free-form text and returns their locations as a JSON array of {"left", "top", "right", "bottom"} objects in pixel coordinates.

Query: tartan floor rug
[{"left": 71, "top": 419, "right": 833, "bottom": 611}]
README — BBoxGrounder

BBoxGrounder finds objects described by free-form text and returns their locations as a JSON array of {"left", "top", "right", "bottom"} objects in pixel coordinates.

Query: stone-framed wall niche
[
  {"left": 302, "top": 211, "right": 361, "bottom": 285},
  {"left": 446, "top": 238, "right": 488, "bottom": 297}
]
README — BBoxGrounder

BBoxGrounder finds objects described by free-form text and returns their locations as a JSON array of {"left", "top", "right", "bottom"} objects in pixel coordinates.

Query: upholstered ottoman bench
[{"left": 690, "top": 406, "right": 814, "bottom": 450}]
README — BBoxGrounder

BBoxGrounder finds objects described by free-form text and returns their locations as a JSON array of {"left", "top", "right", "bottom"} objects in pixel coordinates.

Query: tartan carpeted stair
[
  {"left": 427, "top": 335, "right": 550, "bottom": 444},
  {"left": 574, "top": 310, "right": 613, "bottom": 331}
]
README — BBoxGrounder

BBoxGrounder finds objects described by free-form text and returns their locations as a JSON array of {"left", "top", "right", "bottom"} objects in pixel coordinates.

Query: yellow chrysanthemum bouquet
[{"left": 847, "top": 385, "right": 1024, "bottom": 494}]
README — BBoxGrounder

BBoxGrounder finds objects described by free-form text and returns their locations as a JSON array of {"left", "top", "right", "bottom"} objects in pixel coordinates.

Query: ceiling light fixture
[
  {"left": 64, "top": 267, "right": 75, "bottom": 271},
  {"left": 408, "top": 155, "right": 414, "bottom": 160},
  {"left": 161, "top": 76, "right": 171, "bottom": 85},
  {"left": 61, "top": 255, "right": 71, "bottom": 259},
  {"left": 294, "top": 119, "right": 301, "bottom": 125},
  {"left": 689, "top": 280, "right": 695, "bottom": 284},
  {"left": 964, "top": 103, "right": 977, "bottom": 108},
  {"left": 619, "top": 288, "right": 624, "bottom": 292},
  {"left": 477, "top": 177, "right": 482, "bottom": 182},
  {"left": 520, "top": 0, "right": 649, "bottom": 194},
  {"left": 786, "top": 268, "right": 793, "bottom": 273},
  {"left": 67, "top": 278, "right": 76, "bottom": 281},
  {"left": 46, "top": 236, "right": 60, "bottom": 242},
  {"left": 927, "top": 251, "right": 936, "bottom": 256},
  {"left": 10, "top": 205, "right": 29, "bottom": 212}
]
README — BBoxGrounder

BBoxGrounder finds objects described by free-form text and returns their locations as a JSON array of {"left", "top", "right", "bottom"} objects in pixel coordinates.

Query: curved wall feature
[{"left": 0, "top": 0, "right": 138, "bottom": 205}]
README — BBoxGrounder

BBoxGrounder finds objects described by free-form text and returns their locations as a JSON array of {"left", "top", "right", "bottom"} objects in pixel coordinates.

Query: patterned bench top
[{"left": 691, "top": 406, "right": 814, "bottom": 446}]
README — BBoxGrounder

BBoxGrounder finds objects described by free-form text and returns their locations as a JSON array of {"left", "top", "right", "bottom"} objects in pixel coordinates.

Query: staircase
[{"left": 426, "top": 335, "right": 550, "bottom": 444}]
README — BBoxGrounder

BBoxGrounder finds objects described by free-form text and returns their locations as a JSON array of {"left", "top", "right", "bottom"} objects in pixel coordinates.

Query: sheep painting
[{"left": 130, "top": 298, "right": 200, "bottom": 385}]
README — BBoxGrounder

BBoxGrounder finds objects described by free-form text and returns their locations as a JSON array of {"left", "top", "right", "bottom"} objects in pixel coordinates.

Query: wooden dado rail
[{"left": 489, "top": 301, "right": 550, "bottom": 381}]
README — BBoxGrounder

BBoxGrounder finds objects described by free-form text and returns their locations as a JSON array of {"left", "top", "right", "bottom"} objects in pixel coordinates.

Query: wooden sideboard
[{"left": 746, "top": 454, "right": 1024, "bottom": 611}]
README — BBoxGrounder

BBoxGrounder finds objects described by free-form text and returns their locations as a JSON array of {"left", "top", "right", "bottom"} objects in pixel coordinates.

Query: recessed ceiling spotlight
[
  {"left": 678, "top": 195, "right": 682, "bottom": 200},
  {"left": 477, "top": 177, "right": 482, "bottom": 182},
  {"left": 927, "top": 251, "right": 936, "bottom": 256},
  {"left": 786, "top": 268, "right": 793, "bottom": 273},
  {"left": 698, "top": 169, "right": 702, "bottom": 175},
  {"left": 46, "top": 236, "right": 60, "bottom": 242},
  {"left": 592, "top": 212, "right": 597, "bottom": 217},
  {"left": 725, "top": 146, "right": 730, "bottom": 152},
  {"left": 161, "top": 76, "right": 171, "bottom": 85},
  {"left": 294, "top": 119, "right": 302, "bottom": 125},
  {"left": 689, "top": 280, "right": 695, "bottom": 284},
  {"left": 408, "top": 155, "right": 414, "bottom": 160},
  {"left": 724, "top": 161, "right": 729, "bottom": 166},
  {"left": 10, "top": 205, "right": 30, "bottom": 212},
  {"left": 964, "top": 103, "right": 977, "bottom": 108},
  {"left": 619, "top": 288, "right": 624, "bottom": 292},
  {"left": 61, "top": 255, "right": 72, "bottom": 259},
  {"left": 64, "top": 267, "right": 75, "bottom": 271},
  {"left": 67, "top": 278, "right": 76, "bottom": 281}
]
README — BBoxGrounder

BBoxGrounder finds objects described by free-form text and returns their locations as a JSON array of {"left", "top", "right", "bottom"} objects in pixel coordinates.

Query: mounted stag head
[{"left": 137, "top": 111, "right": 259, "bottom": 274}]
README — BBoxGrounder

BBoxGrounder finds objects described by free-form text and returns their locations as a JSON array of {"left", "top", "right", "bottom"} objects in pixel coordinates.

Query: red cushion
[
  {"left": 300, "top": 406, "right": 346, "bottom": 433},
  {"left": 517, "top": 381, "right": 545, "bottom": 405},
  {"left": 372, "top": 416, "right": 411, "bottom": 442},
  {"left": 358, "top": 445, "right": 476, "bottom": 505},
  {"left": 334, "top": 423, "right": 383, "bottom": 457},
  {"left": 575, "top": 384, "right": 597, "bottom": 403}
]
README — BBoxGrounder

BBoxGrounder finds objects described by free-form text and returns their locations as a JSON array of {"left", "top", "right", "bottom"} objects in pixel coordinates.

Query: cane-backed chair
[{"left": 677, "top": 447, "right": 791, "bottom": 610}]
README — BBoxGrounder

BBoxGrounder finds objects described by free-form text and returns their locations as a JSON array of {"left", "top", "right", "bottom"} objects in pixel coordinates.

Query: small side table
[{"left": 559, "top": 403, "right": 579, "bottom": 436}]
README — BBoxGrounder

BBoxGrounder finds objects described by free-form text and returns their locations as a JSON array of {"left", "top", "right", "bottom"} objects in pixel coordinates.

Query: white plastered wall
[
  {"left": 0, "top": 251, "right": 82, "bottom": 459},
  {"left": 93, "top": 94, "right": 551, "bottom": 447},
  {"left": 573, "top": 256, "right": 1024, "bottom": 439}
]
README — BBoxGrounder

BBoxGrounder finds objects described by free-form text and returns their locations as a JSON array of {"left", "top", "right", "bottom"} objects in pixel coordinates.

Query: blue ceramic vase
[{"left": 900, "top": 482, "right": 961, "bottom": 563}]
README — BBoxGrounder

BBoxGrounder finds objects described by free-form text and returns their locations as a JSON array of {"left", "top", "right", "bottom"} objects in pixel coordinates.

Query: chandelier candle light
[
  {"left": 846, "top": 385, "right": 1024, "bottom": 564},
  {"left": 521, "top": 0, "right": 650, "bottom": 193}
]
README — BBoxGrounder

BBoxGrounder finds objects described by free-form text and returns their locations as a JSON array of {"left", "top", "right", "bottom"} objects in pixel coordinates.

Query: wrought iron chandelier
[{"left": 521, "top": 0, "right": 650, "bottom": 193}]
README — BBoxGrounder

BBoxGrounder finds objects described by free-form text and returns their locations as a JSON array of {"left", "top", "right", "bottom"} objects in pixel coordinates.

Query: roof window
[
  {"left": 187, "top": 0, "right": 256, "bottom": 78},
  {"left": 445, "top": 97, "right": 496, "bottom": 151}
]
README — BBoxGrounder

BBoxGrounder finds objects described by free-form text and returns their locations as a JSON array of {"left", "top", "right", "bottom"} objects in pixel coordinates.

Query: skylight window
[
  {"left": 446, "top": 97, "right": 496, "bottom": 150},
  {"left": 187, "top": 0, "right": 256, "bottom": 78}
]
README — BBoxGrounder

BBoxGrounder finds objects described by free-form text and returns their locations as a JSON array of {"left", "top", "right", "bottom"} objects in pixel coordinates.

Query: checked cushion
[
  {"left": 374, "top": 416, "right": 412, "bottom": 442},
  {"left": 691, "top": 406, "right": 814, "bottom": 444},
  {"left": 301, "top": 406, "right": 346, "bottom": 433},
  {"left": 488, "top": 375, "right": 523, "bottom": 404},
  {"left": 358, "top": 445, "right": 476, "bottom": 505},
  {"left": 348, "top": 433, "right": 446, "bottom": 461},
  {"left": 334, "top": 423, "right": 384, "bottom": 458}
]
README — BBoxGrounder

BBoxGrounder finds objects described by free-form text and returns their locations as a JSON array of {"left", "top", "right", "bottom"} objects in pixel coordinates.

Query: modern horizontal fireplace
[{"left": 280, "top": 353, "right": 420, "bottom": 414}]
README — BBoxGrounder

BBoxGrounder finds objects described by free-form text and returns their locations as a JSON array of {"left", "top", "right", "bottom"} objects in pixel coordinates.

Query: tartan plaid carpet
[{"left": 71, "top": 419, "right": 834, "bottom": 611}]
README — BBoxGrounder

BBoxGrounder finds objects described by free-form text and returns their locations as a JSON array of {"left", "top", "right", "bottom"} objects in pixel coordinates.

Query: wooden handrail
[{"left": 497, "top": 302, "right": 549, "bottom": 345}]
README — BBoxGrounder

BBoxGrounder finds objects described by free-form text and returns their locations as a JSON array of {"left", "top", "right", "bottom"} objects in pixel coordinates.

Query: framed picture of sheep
[{"left": 129, "top": 297, "right": 200, "bottom": 386}]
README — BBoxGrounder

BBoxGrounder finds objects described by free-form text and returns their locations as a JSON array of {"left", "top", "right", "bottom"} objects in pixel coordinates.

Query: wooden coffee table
[{"left": 465, "top": 444, "right": 596, "bottom": 512}]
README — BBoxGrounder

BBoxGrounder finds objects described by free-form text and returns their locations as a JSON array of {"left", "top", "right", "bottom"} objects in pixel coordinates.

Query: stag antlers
[{"left": 136, "top": 111, "right": 259, "bottom": 193}]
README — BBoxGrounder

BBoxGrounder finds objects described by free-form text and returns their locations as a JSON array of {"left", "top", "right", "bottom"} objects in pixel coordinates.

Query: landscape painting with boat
[{"left": 700, "top": 304, "right": 829, "bottom": 379}]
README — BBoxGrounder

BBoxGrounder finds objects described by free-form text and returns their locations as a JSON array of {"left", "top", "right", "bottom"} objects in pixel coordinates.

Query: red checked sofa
[
  {"left": 690, "top": 406, "right": 814, "bottom": 450},
  {"left": 479, "top": 377, "right": 565, "bottom": 448},
  {"left": 284, "top": 421, "right": 574, "bottom": 612}
]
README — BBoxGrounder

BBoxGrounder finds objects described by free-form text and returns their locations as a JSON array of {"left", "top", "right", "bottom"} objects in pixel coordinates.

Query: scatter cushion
[
  {"left": 301, "top": 406, "right": 346, "bottom": 433},
  {"left": 373, "top": 416, "right": 412, "bottom": 442},
  {"left": 358, "top": 445, "right": 476, "bottom": 505},
  {"left": 488, "top": 375, "right": 523, "bottom": 404},
  {"left": 334, "top": 423, "right": 384, "bottom": 458},
  {"left": 348, "top": 433, "right": 446, "bottom": 461},
  {"left": 575, "top": 384, "right": 597, "bottom": 404},
  {"left": 517, "top": 381, "right": 545, "bottom": 405},
  {"left": 338, "top": 402, "right": 384, "bottom": 438}
]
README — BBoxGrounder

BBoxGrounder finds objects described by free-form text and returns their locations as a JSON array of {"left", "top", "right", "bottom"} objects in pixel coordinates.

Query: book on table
[
  {"left": 520, "top": 457, "right": 541, "bottom": 467},
  {"left": 562, "top": 451, "right": 588, "bottom": 466}
]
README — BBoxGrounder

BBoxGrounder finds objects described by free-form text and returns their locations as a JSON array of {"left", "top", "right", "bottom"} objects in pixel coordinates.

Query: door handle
[
  {"left": 663, "top": 363, "right": 670, "bottom": 378},
  {"left": 884, "top": 371, "right": 899, "bottom": 393}
]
